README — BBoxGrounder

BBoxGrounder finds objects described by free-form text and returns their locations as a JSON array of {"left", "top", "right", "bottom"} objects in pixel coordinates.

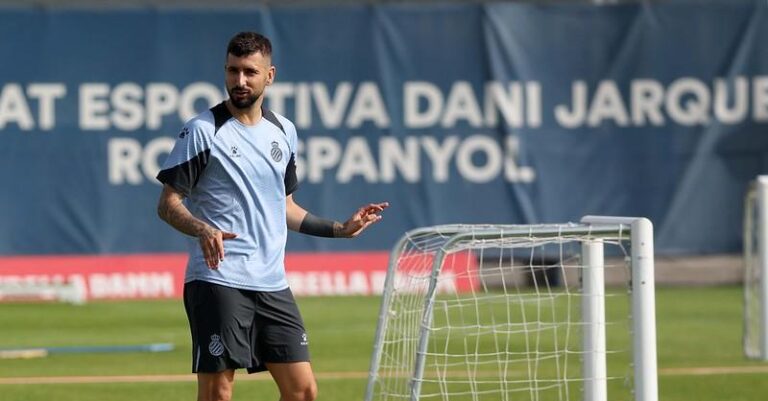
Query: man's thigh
[{"left": 266, "top": 362, "right": 316, "bottom": 399}]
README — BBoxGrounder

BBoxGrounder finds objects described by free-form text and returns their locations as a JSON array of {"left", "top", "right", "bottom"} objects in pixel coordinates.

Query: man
[{"left": 156, "top": 31, "right": 388, "bottom": 401}]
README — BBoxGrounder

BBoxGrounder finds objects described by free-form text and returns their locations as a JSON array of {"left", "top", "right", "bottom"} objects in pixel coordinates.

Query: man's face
[{"left": 225, "top": 52, "right": 274, "bottom": 109}]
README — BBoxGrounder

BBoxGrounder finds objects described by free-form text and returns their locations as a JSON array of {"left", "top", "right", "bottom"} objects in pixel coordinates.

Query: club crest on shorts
[
  {"left": 301, "top": 332, "right": 309, "bottom": 346},
  {"left": 270, "top": 141, "right": 283, "bottom": 162},
  {"left": 208, "top": 334, "right": 224, "bottom": 356}
]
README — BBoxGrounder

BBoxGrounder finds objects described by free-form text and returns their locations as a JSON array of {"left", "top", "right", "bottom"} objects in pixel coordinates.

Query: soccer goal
[
  {"left": 364, "top": 216, "right": 657, "bottom": 401},
  {"left": 744, "top": 176, "right": 768, "bottom": 361}
]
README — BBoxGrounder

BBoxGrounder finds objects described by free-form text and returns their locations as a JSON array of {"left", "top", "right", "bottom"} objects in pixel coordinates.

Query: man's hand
[
  {"left": 157, "top": 184, "right": 238, "bottom": 269},
  {"left": 336, "top": 202, "right": 390, "bottom": 238},
  {"left": 197, "top": 226, "right": 238, "bottom": 269}
]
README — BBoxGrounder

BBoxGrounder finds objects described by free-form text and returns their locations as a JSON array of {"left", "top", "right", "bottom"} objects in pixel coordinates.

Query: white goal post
[
  {"left": 744, "top": 176, "right": 768, "bottom": 361},
  {"left": 364, "top": 216, "right": 657, "bottom": 401}
]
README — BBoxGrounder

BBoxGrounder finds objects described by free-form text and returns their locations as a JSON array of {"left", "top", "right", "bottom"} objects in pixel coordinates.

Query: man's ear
[{"left": 267, "top": 66, "right": 276, "bottom": 85}]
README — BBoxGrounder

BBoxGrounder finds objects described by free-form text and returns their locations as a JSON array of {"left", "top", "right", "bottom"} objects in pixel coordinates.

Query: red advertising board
[{"left": 0, "top": 252, "right": 477, "bottom": 301}]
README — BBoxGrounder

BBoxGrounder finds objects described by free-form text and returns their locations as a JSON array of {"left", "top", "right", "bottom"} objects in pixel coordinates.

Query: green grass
[{"left": 0, "top": 287, "right": 766, "bottom": 400}]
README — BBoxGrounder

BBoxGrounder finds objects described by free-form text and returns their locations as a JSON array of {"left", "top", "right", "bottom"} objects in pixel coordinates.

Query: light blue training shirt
[{"left": 157, "top": 102, "right": 299, "bottom": 292}]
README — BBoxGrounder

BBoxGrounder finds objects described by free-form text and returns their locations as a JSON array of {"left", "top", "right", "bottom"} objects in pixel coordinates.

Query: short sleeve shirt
[{"left": 157, "top": 102, "right": 298, "bottom": 291}]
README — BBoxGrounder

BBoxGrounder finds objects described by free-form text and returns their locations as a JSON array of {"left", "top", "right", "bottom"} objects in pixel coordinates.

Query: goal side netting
[{"left": 364, "top": 216, "right": 657, "bottom": 401}]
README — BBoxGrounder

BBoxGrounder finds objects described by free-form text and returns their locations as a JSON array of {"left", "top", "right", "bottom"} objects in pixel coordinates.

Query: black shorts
[{"left": 183, "top": 280, "right": 310, "bottom": 373}]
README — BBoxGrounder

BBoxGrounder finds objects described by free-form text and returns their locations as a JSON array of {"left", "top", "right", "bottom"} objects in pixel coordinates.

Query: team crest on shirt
[
  {"left": 270, "top": 141, "right": 283, "bottom": 162},
  {"left": 230, "top": 145, "right": 241, "bottom": 158},
  {"left": 208, "top": 334, "right": 224, "bottom": 356}
]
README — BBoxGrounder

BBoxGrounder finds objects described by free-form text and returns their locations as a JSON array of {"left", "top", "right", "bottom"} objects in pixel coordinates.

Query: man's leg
[
  {"left": 197, "top": 370, "right": 235, "bottom": 401},
  {"left": 184, "top": 282, "right": 257, "bottom": 401},
  {"left": 266, "top": 362, "right": 317, "bottom": 401}
]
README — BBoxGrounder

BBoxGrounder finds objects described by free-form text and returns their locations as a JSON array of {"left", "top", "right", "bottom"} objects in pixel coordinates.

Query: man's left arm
[{"left": 286, "top": 194, "right": 389, "bottom": 238}]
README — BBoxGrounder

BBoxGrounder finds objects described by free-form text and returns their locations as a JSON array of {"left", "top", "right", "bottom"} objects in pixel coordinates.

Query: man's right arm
[
  {"left": 157, "top": 184, "right": 210, "bottom": 237},
  {"left": 157, "top": 184, "right": 236, "bottom": 268}
]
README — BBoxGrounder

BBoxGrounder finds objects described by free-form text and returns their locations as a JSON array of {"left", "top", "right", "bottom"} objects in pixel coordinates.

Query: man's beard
[{"left": 228, "top": 86, "right": 260, "bottom": 109}]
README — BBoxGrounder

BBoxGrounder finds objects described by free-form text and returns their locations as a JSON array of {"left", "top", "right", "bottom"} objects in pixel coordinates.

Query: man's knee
[
  {"left": 305, "top": 380, "right": 318, "bottom": 401},
  {"left": 284, "top": 381, "right": 317, "bottom": 401},
  {"left": 202, "top": 385, "right": 232, "bottom": 401},
  {"left": 197, "top": 372, "right": 234, "bottom": 401},
  {"left": 268, "top": 361, "right": 317, "bottom": 401}
]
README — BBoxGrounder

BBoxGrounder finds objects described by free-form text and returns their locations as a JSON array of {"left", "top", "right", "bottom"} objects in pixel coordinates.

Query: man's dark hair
[{"left": 227, "top": 32, "right": 272, "bottom": 58}]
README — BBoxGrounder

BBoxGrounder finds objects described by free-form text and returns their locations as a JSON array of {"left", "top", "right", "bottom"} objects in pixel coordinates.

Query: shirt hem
[{"left": 184, "top": 276, "right": 289, "bottom": 292}]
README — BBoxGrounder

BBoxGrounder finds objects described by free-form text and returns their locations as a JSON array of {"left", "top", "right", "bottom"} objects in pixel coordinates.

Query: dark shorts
[{"left": 183, "top": 280, "right": 310, "bottom": 373}]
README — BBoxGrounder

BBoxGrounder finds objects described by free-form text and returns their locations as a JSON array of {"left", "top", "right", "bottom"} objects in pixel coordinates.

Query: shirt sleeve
[
  {"left": 283, "top": 119, "right": 299, "bottom": 195},
  {"left": 156, "top": 120, "right": 213, "bottom": 196}
]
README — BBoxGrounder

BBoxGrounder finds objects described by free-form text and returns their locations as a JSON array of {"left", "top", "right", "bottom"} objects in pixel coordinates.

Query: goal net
[
  {"left": 365, "top": 217, "right": 657, "bottom": 401},
  {"left": 744, "top": 176, "right": 768, "bottom": 360}
]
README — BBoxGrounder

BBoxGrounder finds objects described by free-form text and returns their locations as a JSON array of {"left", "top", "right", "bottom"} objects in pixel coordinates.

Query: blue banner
[{"left": 1, "top": 1, "right": 767, "bottom": 255}]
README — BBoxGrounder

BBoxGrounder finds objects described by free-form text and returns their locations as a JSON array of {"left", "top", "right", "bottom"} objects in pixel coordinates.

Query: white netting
[{"left": 367, "top": 223, "right": 636, "bottom": 401}]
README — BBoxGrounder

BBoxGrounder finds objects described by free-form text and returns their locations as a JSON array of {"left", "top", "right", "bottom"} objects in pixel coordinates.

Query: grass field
[{"left": 0, "top": 286, "right": 766, "bottom": 401}]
